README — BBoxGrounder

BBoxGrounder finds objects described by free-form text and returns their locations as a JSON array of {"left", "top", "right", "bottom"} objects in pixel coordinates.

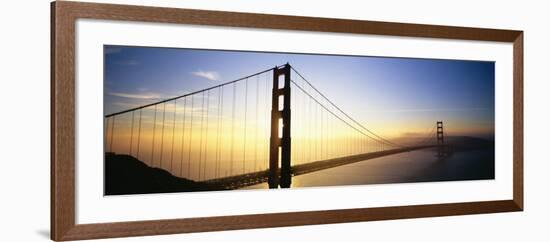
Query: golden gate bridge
[{"left": 104, "top": 63, "right": 449, "bottom": 190}]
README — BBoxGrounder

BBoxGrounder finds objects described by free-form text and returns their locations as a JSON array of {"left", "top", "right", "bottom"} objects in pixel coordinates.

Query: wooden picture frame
[{"left": 51, "top": 1, "right": 523, "bottom": 241}]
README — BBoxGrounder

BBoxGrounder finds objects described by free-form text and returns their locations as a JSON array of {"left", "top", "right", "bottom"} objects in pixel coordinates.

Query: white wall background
[{"left": 0, "top": 0, "right": 548, "bottom": 241}]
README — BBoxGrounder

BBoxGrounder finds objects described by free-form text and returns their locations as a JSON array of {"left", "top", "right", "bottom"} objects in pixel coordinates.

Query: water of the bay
[{"left": 245, "top": 147, "right": 494, "bottom": 189}]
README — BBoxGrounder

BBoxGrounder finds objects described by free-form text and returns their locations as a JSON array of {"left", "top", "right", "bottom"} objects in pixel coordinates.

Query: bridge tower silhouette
[
  {"left": 269, "top": 64, "right": 292, "bottom": 188},
  {"left": 436, "top": 121, "right": 446, "bottom": 157}
]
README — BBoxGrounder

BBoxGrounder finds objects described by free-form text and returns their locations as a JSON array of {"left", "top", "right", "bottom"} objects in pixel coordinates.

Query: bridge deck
[{"left": 204, "top": 145, "right": 435, "bottom": 189}]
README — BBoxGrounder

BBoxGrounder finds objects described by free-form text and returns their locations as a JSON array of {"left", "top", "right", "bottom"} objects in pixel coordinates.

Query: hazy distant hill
[
  {"left": 105, "top": 153, "right": 226, "bottom": 195},
  {"left": 394, "top": 135, "right": 494, "bottom": 150}
]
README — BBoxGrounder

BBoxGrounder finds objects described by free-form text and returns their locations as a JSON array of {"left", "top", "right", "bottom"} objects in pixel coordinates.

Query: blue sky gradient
[{"left": 104, "top": 45, "right": 495, "bottom": 139}]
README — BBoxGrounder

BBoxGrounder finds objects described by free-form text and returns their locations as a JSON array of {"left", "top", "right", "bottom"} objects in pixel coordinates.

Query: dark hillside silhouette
[{"left": 105, "top": 153, "right": 226, "bottom": 195}]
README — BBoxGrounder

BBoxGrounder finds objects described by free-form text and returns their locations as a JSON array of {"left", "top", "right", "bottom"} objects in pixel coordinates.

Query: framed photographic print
[{"left": 51, "top": 1, "right": 523, "bottom": 241}]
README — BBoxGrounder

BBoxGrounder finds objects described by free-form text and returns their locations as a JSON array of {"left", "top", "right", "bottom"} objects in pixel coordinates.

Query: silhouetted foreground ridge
[{"left": 105, "top": 153, "right": 226, "bottom": 195}]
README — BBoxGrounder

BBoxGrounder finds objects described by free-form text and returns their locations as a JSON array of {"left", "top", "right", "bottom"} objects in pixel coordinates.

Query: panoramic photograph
[{"left": 103, "top": 45, "right": 495, "bottom": 195}]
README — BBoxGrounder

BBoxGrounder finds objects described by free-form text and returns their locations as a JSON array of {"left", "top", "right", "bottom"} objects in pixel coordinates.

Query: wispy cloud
[
  {"left": 192, "top": 70, "right": 220, "bottom": 81},
  {"left": 112, "top": 102, "right": 139, "bottom": 108},
  {"left": 109, "top": 92, "right": 162, "bottom": 99}
]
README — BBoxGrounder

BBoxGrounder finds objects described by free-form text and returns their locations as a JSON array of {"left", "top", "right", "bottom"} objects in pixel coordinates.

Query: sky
[{"left": 104, "top": 45, "right": 495, "bottom": 140}]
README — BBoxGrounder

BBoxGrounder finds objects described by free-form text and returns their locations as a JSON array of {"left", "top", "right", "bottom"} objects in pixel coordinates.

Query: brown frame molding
[{"left": 51, "top": 1, "right": 523, "bottom": 241}]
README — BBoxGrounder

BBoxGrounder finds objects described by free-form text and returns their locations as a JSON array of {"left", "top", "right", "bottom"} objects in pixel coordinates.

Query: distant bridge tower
[
  {"left": 437, "top": 121, "right": 444, "bottom": 144},
  {"left": 436, "top": 121, "right": 445, "bottom": 157},
  {"left": 268, "top": 64, "right": 292, "bottom": 188}
]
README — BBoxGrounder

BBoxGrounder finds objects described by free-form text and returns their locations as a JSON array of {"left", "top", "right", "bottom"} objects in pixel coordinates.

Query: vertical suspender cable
[
  {"left": 136, "top": 109, "right": 142, "bottom": 160},
  {"left": 180, "top": 97, "right": 187, "bottom": 177},
  {"left": 242, "top": 78, "right": 248, "bottom": 174},
  {"left": 307, "top": 93, "right": 312, "bottom": 163},
  {"left": 109, "top": 116, "right": 115, "bottom": 153},
  {"left": 151, "top": 105, "right": 157, "bottom": 166},
  {"left": 230, "top": 82, "right": 236, "bottom": 175},
  {"left": 264, "top": 73, "right": 269, "bottom": 170},
  {"left": 315, "top": 101, "right": 318, "bottom": 160},
  {"left": 198, "top": 93, "right": 205, "bottom": 180},
  {"left": 254, "top": 75, "right": 259, "bottom": 171},
  {"left": 320, "top": 103, "right": 325, "bottom": 159},
  {"left": 129, "top": 111, "right": 135, "bottom": 155},
  {"left": 216, "top": 86, "right": 223, "bottom": 178},
  {"left": 159, "top": 102, "right": 167, "bottom": 168},
  {"left": 187, "top": 96, "right": 193, "bottom": 178},
  {"left": 203, "top": 90, "right": 210, "bottom": 179},
  {"left": 170, "top": 99, "right": 177, "bottom": 172}
]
